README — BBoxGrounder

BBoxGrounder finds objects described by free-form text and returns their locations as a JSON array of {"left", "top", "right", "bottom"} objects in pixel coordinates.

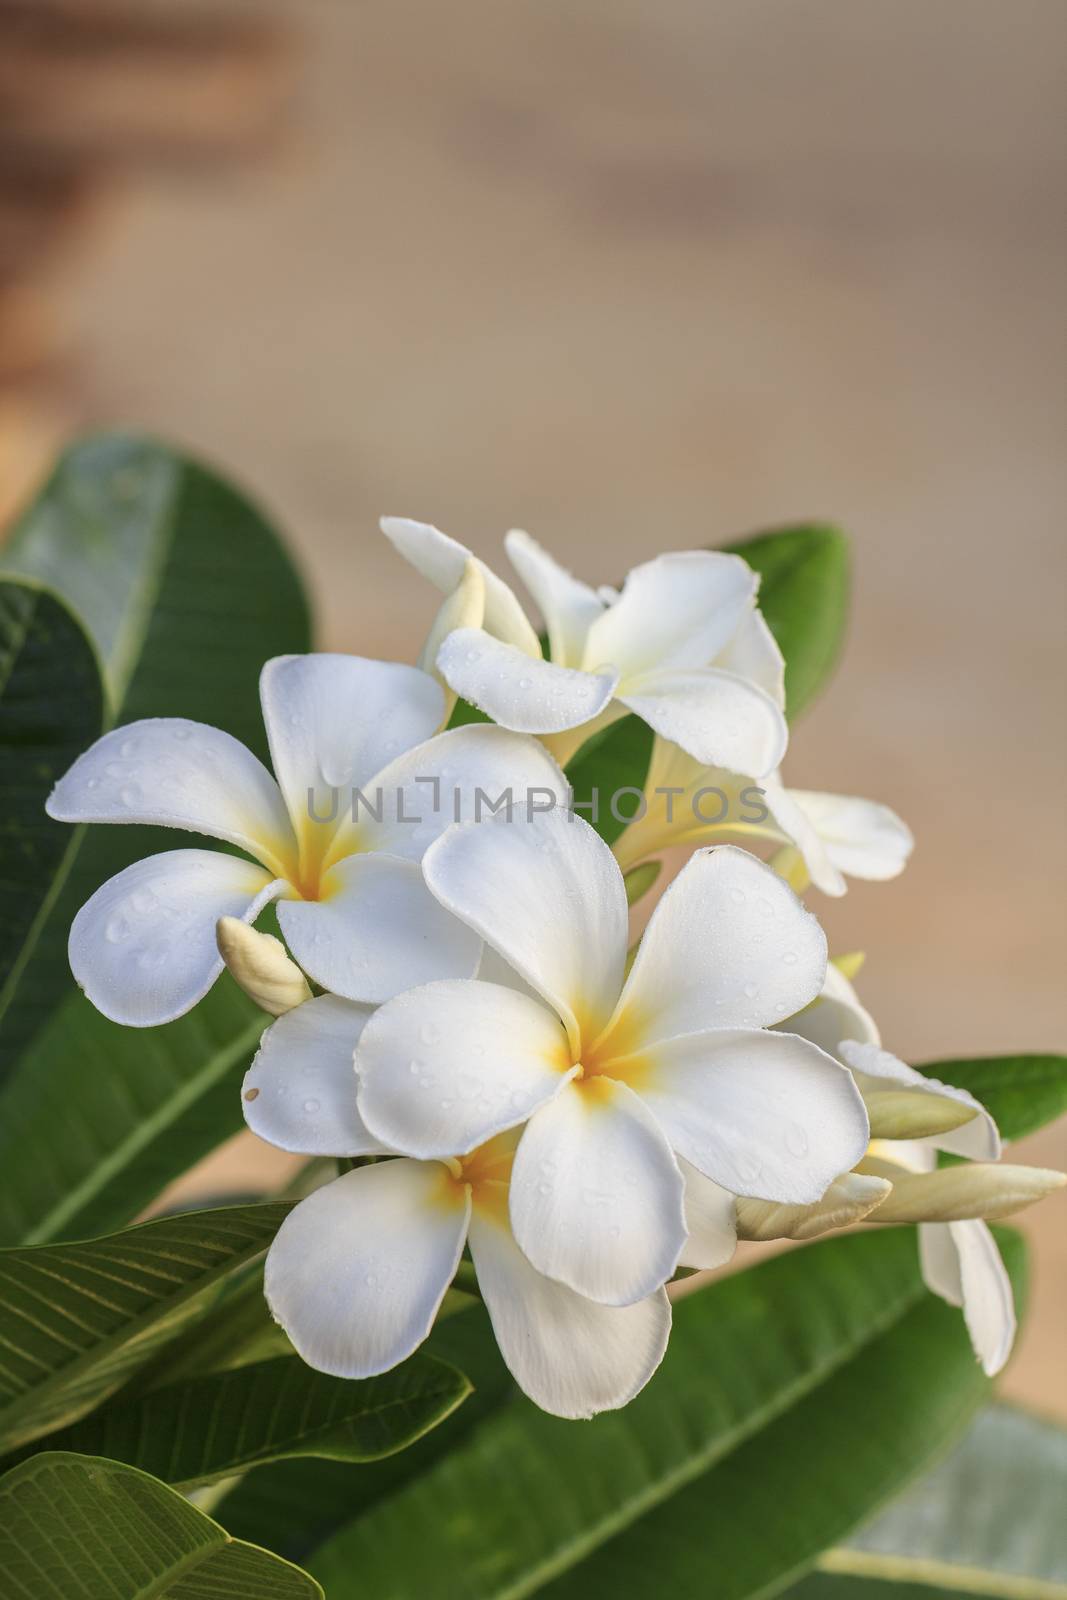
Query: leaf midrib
[
  {"left": 493, "top": 1268, "right": 927, "bottom": 1600},
  {"left": 0, "top": 1207, "right": 288, "bottom": 1451},
  {"left": 23, "top": 1013, "right": 267, "bottom": 1246},
  {"left": 170, "top": 1373, "right": 471, "bottom": 1489}
]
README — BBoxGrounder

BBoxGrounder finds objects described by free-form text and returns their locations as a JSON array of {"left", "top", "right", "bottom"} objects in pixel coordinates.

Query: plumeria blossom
[
  {"left": 46, "top": 654, "right": 567, "bottom": 1025},
  {"left": 241, "top": 996, "right": 670, "bottom": 1419},
  {"left": 355, "top": 811, "right": 870, "bottom": 1308},
  {"left": 381, "top": 517, "right": 789, "bottom": 774},
  {"left": 783, "top": 971, "right": 1065, "bottom": 1375},
  {"left": 612, "top": 734, "right": 913, "bottom": 896}
]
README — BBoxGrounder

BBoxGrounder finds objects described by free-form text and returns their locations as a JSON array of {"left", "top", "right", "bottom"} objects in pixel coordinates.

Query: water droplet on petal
[
  {"left": 303, "top": 1098, "right": 320, "bottom": 1114},
  {"left": 105, "top": 915, "right": 129, "bottom": 943}
]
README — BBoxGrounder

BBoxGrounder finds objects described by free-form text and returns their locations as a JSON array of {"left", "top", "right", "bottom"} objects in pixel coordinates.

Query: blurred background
[{"left": 2, "top": 0, "right": 1064, "bottom": 1413}]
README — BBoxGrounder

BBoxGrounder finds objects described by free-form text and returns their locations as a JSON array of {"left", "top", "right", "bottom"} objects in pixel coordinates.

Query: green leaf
[
  {"left": 10, "top": 1353, "right": 471, "bottom": 1490},
  {"left": 565, "top": 523, "right": 851, "bottom": 844},
  {"left": 725, "top": 522, "right": 850, "bottom": 718},
  {"left": 0, "top": 430, "right": 311, "bottom": 1077},
  {"left": 0, "top": 974, "right": 264, "bottom": 1246},
  {"left": 918, "top": 1054, "right": 1067, "bottom": 1145},
  {"left": 788, "top": 1404, "right": 1067, "bottom": 1599},
  {"left": 305, "top": 1228, "right": 1023, "bottom": 1598},
  {"left": 0, "top": 579, "right": 105, "bottom": 1064},
  {"left": 0, "top": 1451, "right": 322, "bottom": 1599},
  {"left": 214, "top": 1300, "right": 514, "bottom": 1562},
  {"left": 0, "top": 1202, "right": 288, "bottom": 1454}
]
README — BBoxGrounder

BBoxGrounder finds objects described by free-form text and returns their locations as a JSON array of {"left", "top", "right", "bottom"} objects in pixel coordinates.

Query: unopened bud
[
  {"left": 216, "top": 917, "right": 312, "bottom": 1016},
  {"left": 872, "top": 1162, "right": 1066, "bottom": 1224},
  {"left": 736, "top": 1172, "right": 892, "bottom": 1242},
  {"left": 864, "top": 1088, "right": 978, "bottom": 1142}
]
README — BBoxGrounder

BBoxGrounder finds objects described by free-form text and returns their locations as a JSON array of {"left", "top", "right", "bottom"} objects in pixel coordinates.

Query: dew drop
[
  {"left": 173, "top": 726, "right": 191, "bottom": 741},
  {"left": 105, "top": 915, "right": 129, "bottom": 944},
  {"left": 782, "top": 950, "right": 798, "bottom": 966},
  {"left": 743, "top": 981, "right": 759, "bottom": 999},
  {"left": 303, "top": 1097, "right": 321, "bottom": 1114},
  {"left": 120, "top": 785, "right": 142, "bottom": 808},
  {"left": 87, "top": 776, "right": 101, "bottom": 790},
  {"left": 120, "top": 738, "right": 139, "bottom": 758}
]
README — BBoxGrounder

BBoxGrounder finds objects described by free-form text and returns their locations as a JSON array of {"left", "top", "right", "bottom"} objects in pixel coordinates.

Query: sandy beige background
[{"left": 17, "top": 2, "right": 1067, "bottom": 1412}]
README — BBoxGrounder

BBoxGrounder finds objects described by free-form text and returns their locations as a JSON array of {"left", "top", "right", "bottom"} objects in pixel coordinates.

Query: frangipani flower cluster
[{"left": 45, "top": 517, "right": 1064, "bottom": 1418}]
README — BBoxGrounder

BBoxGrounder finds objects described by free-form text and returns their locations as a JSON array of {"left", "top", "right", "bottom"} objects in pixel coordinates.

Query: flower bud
[
  {"left": 871, "top": 1162, "right": 1066, "bottom": 1224},
  {"left": 864, "top": 1088, "right": 978, "bottom": 1142},
  {"left": 735, "top": 1172, "right": 892, "bottom": 1242},
  {"left": 216, "top": 917, "right": 312, "bottom": 1017}
]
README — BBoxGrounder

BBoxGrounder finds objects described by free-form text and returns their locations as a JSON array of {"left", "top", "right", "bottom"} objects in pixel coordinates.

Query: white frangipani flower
[
  {"left": 242, "top": 997, "right": 670, "bottom": 1420},
  {"left": 46, "top": 654, "right": 567, "bottom": 1025},
  {"left": 381, "top": 517, "right": 788, "bottom": 775},
  {"left": 354, "top": 811, "right": 870, "bottom": 1308},
  {"left": 612, "top": 735, "right": 913, "bottom": 896}
]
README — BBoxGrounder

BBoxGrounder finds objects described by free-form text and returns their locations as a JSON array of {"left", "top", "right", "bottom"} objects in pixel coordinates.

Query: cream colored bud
[
  {"left": 871, "top": 1162, "right": 1066, "bottom": 1224},
  {"left": 216, "top": 917, "right": 312, "bottom": 1017},
  {"left": 736, "top": 1172, "right": 892, "bottom": 1242},
  {"left": 864, "top": 1088, "right": 978, "bottom": 1142},
  {"left": 418, "top": 557, "right": 486, "bottom": 703}
]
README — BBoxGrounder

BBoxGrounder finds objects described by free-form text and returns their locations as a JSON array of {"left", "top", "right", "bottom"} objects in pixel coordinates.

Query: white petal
[
  {"left": 242, "top": 993, "right": 386, "bottom": 1157},
  {"left": 606, "top": 844, "right": 826, "bottom": 1049},
  {"left": 715, "top": 608, "right": 786, "bottom": 707},
  {"left": 340, "top": 724, "right": 568, "bottom": 865},
  {"left": 504, "top": 529, "right": 604, "bottom": 668},
  {"left": 781, "top": 961, "right": 881, "bottom": 1058},
  {"left": 583, "top": 551, "right": 758, "bottom": 679},
  {"left": 468, "top": 1209, "right": 671, "bottom": 1418},
  {"left": 840, "top": 1041, "right": 1001, "bottom": 1161},
  {"left": 618, "top": 667, "right": 787, "bottom": 778},
  {"left": 69, "top": 850, "right": 281, "bottom": 1027},
  {"left": 380, "top": 517, "right": 541, "bottom": 655},
  {"left": 509, "top": 1078, "right": 687, "bottom": 1306},
  {"left": 418, "top": 558, "right": 485, "bottom": 678},
  {"left": 678, "top": 1158, "right": 737, "bottom": 1269},
  {"left": 436, "top": 630, "right": 618, "bottom": 735},
  {"left": 735, "top": 1172, "right": 892, "bottom": 1242},
  {"left": 264, "top": 1161, "right": 470, "bottom": 1378},
  {"left": 787, "top": 789, "right": 914, "bottom": 881},
  {"left": 259, "top": 654, "right": 444, "bottom": 842},
  {"left": 46, "top": 719, "right": 295, "bottom": 877},
  {"left": 277, "top": 854, "right": 481, "bottom": 1004},
  {"left": 356, "top": 980, "right": 573, "bottom": 1159},
  {"left": 635, "top": 1027, "right": 870, "bottom": 1204},
  {"left": 919, "top": 1220, "right": 1016, "bottom": 1376},
  {"left": 423, "top": 809, "right": 628, "bottom": 1047},
  {"left": 761, "top": 775, "right": 846, "bottom": 897}
]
